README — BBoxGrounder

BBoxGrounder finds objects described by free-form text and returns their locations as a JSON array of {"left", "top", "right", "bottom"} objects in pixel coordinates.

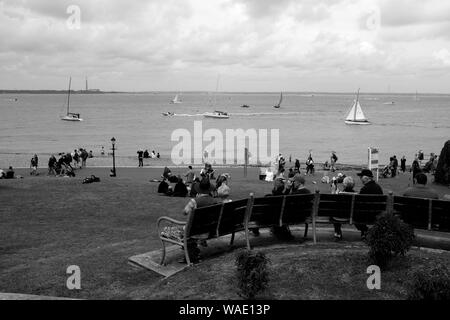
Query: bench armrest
[{"left": 157, "top": 216, "right": 186, "bottom": 228}]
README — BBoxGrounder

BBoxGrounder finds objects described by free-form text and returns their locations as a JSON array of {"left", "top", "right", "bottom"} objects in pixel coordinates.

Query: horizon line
[{"left": 1, "top": 89, "right": 450, "bottom": 95}]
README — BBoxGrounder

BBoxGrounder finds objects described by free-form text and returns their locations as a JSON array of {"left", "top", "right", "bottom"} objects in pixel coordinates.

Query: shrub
[
  {"left": 408, "top": 264, "right": 450, "bottom": 300},
  {"left": 366, "top": 214, "right": 415, "bottom": 269},
  {"left": 235, "top": 250, "right": 270, "bottom": 300}
]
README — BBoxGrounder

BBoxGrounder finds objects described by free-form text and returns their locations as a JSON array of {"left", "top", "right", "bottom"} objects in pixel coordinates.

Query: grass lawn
[{"left": 1, "top": 166, "right": 449, "bottom": 299}]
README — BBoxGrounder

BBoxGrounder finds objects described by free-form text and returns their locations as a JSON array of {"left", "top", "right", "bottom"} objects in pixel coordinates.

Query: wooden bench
[
  {"left": 157, "top": 198, "right": 250, "bottom": 266},
  {"left": 393, "top": 196, "right": 450, "bottom": 232},
  {"left": 157, "top": 192, "right": 450, "bottom": 266},
  {"left": 244, "top": 193, "right": 314, "bottom": 249}
]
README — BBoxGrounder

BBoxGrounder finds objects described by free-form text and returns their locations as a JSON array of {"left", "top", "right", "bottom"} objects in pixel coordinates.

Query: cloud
[
  {"left": 433, "top": 48, "right": 450, "bottom": 66},
  {"left": 0, "top": 0, "right": 450, "bottom": 92}
]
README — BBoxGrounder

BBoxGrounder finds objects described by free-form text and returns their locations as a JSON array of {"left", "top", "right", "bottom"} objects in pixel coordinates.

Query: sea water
[{"left": 0, "top": 92, "right": 449, "bottom": 168}]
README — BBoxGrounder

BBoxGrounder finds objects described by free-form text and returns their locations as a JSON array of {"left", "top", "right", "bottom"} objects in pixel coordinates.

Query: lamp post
[{"left": 110, "top": 137, "right": 116, "bottom": 177}]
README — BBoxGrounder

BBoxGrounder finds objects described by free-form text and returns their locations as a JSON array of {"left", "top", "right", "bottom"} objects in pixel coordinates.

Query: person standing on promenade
[
  {"left": 72, "top": 150, "right": 80, "bottom": 168},
  {"left": 137, "top": 149, "right": 144, "bottom": 167},
  {"left": 403, "top": 173, "right": 439, "bottom": 199},
  {"left": 330, "top": 152, "right": 338, "bottom": 172},
  {"left": 48, "top": 155, "right": 57, "bottom": 176},
  {"left": 306, "top": 154, "right": 315, "bottom": 175},
  {"left": 411, "top": 157, "right": 421, "bottom": 184},
  {"left": 294, "top": 159, "right": 301, "bottom": 173},
  {"left": 80, "top": 149, "right": 88, "bottom": 168},
  {"left": 355, "top": 169, "right": 383, "bottom": 239},
  {"left": 30, "top": 154, "right": 38, "bottom": 175},
  {"left": 400, "top": 156, "right": 406, "bottom": 173},
  {"left": 392, "top": 155, "right": 398, "bottom": 177}
]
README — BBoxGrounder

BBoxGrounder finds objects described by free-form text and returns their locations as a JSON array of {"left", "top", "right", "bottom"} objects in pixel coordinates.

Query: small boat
[
  {"left": 204, "top": 110, "right": 229, "bottom": 119},
  {"left": 273, "top": 92, "right": 283, "bottom": 108},
  {"left": 162, "top": 112, "right": 175, "bottom": 116},
  {"left": 383, "top": 101, "right": 395, "bottom": 105},
  {"left": 61, "top": 77, "right": 83, "bottom": 122},
  {"left": 345, "top": 89, "right": 370, "bottom": 125},
  {"left": 170, "top": 93, "right": 182, "bottom": 104},
  {"left": 240, "top": 104, "right": 250, "bottom": 108}
]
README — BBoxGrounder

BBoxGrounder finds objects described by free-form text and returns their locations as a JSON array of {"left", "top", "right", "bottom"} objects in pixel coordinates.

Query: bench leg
[
  {"left": 184, "top": 244, "right": 192, "bottom": 266},
  {"left": 159, "top": 239, "right": 167, "bottom": 265},
  {"left": 230, "top": 232, "right": 235, "bottom": 246},
  {"left": 303, "top": 223, "right": 309, "bottom": 238},
  {"left": 245, "top": 228, "right": 251, "bottom": 250}
]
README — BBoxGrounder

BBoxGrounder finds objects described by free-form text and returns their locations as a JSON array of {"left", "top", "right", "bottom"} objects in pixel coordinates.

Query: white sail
[
  {"left": 171, "top": 94, "right": 181, "bottom": 104},
  {"left": 345, "top": 89, "right": 369, "bottom": 124},
  {"left": 346, "top": 100, "right": 367, "bottom": 121}
]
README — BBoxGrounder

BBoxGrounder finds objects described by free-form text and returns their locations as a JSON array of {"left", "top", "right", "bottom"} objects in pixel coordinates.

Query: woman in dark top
[{"left": 332, "top": 176, "right": 357, "bottom": 240}]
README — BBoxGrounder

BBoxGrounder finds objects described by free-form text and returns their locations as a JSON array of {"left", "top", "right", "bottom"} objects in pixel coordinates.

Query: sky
[{"left": 1, "top": 0, "right": 450, "bottom": 92}]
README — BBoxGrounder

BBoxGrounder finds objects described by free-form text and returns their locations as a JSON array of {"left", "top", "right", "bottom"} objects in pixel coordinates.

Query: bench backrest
[
  {"left": 352, "top": 194, "right": 388, "bottom": 225},
  {"left": 246, "top": 195, "right": 284, "bottom": 228},
  {"left": 185, "top": 203, "right": 223, "bottom": 238},
  {"left": 393, "top": 196, "right": 431, "bottom": 229},
  {"left": 281, "top": 193, "right": 315, "bottom": 225},
  {"left": 316, "top": 193, "right": 354, "bottom": 220},
  {"left": 431, "top": 199, "right": 450, "bottom": 232},
  {"left": 216, "top": 198, "right": 250, "bottom": 237}
]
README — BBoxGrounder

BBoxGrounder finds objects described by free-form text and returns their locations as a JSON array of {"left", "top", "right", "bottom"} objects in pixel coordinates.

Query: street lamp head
[{"left": 111, "top": 137, "right": 116, "bottom": 145}]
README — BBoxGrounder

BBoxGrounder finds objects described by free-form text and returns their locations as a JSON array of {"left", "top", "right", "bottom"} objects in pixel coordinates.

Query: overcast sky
[{"left": 1, "top": 0, "right": 450, "bottom": 92}]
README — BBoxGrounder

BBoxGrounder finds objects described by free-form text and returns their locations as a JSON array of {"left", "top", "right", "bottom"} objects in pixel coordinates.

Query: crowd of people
[
  {"left": 137, "top": 149, "right": 160, "bottom": 167},
  {"left": 380, "top": 151, "right": 439, "bottom": 183},
  {"left": 264, "top": 151, "right": 339, "bottom": 182},
  {"left": 157, "top": 163, "right": 230, "bottom": 201}
]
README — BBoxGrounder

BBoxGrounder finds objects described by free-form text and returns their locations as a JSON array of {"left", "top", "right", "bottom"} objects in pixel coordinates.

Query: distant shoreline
[{"left": 2, "top": 90, "right": 450, "bottom": 96}]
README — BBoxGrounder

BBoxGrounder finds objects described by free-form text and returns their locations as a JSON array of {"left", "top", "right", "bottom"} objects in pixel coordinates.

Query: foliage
[
  {"left": 366, "top": 214, "right": 415, "bottom": 269},
  {"left": 434, "top": 140, "right": 450, "bottom": 185},
  {"left": 407, "top": 264, "right": 450, "bottom": 300},
  {"left": 235, "top": 250, "right": 270, "bottom": 300}
]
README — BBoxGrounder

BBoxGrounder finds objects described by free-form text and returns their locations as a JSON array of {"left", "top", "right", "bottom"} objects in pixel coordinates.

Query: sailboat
[
  {"left": 170, "top": 93, "right": 182, "bottom": 104},
  {"left": 345, "top": 89, "right": 370, "bottom": 125},
  {"left": 61, "top": 77, "right": 82, "bottom": 121},
  {"left": 273, "top": 92, "right": 283, "bottom": 108},
  {"left": 203, "top": 75, "right": 229, "bottom": 119}
]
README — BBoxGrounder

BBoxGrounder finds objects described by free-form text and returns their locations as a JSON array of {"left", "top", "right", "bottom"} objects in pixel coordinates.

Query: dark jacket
[{"left": 359, "top": 180, "right": 383, "bottom": 195}]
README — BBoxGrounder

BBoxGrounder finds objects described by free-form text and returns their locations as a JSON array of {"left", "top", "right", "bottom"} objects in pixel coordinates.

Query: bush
[
  {"left": 408, "top": 264, "right": 450, "bottom": 300},
  {"left": 235, "top": 250, "right": 270, "bottom": 300},
  {"left": 366, "top": 214, "right": 415, "bottom": 269}
]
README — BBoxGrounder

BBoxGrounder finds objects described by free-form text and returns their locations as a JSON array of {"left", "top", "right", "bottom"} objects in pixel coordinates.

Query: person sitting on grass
[
  {"left": 403, "top": 172, "right": 439, "bottom": 199},
  {"left": 158, "top": 178, "right": 170, "bottom": 194},
  {"left": 173, "top": 176, "right": 188, "bottom": 197},
  {"left": 5, "top": 166, "right": 15, "bottom": 179},
  {"left": 184, "top": 166, "right": 195, "bottom": 186}
]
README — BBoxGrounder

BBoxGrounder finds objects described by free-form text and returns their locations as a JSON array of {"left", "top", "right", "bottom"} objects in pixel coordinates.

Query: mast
[
  {"left": 354, "top": 88, "right": 360, "bottom": 120},
  {"left": 67, "top": 77, "right": 72, "bottom": 115}
]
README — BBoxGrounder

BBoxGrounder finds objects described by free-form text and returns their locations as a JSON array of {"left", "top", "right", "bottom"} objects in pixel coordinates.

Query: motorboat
[{"left": 203, "top": 110, "right": 229, "bottom": 119}]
